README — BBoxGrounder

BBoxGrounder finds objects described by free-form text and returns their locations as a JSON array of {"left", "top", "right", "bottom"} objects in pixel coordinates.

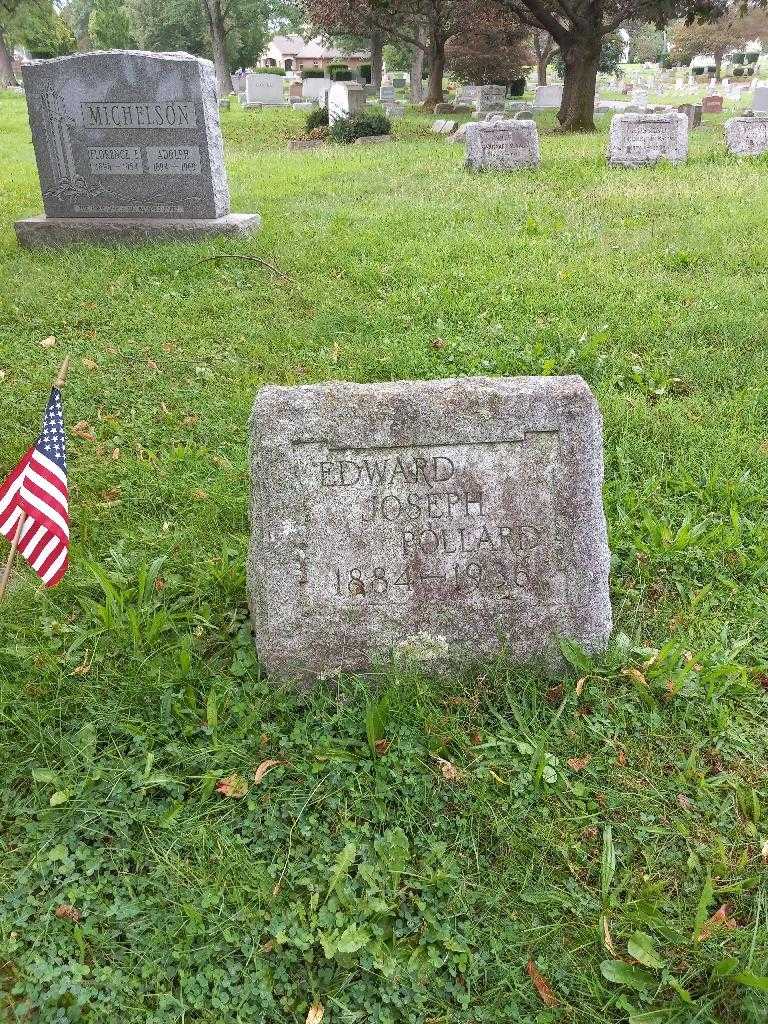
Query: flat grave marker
[
  {"left": 248, "top": 376, "right": 612, "bottom": 678},
  {"left": 608, "top": 111, "right": 688, "bottom": 167},
  {"left": 465, "top": 118, "right": 539, "bottom": 170}
]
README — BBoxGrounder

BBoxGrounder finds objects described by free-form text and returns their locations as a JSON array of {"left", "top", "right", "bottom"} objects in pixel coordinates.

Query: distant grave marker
[
  {"left": 608, "top": 112, "right": 688, "bottom": 167},
  {"left": 465, "top": 118, "right": 539, "bottom": 170},
  {"left": 725, "top": 115, "right": 768, "bottom": 156}
]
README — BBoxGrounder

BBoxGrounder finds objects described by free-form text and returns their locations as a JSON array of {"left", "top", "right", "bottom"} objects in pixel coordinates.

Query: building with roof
[{"left": 263, "top": 35, "right": 369, "bottom": 74}]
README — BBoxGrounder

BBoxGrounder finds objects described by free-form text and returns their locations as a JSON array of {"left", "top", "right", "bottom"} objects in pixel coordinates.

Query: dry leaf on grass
[
  {"left": 526, "top": 960, "right": 558, "bottom": 1006},
  {"left": 617, "top": 749, "right": 627, "bottom": 766},
  {"left": 55, "top": 904, "right": 81, "bottom": 921},
  {"left": 602, "top": 915, "right": 616, "bottom": 954},
  {"left": 621, "top": 667, "right": 647, "bottom": 686},
  {"left": 567, "top": 755, "right": 592, "bottom": 772},
  {"left": 677, "top": 793, "right": 693, "bottom": 811},
  {"left": 254, "top": 759, "right": 283, "bottom": 784},
  {"left": 761, "top": 839, "right": 768, "bottom": 863},
  {"left": 147, "top": 358, "right": 159, "bottom": 370},
  {"left": 82, "top": 357, "right": 98, "bottom": 370},
  {"left": 431, "top": 754, "right": 462, "bottom": 782},
  {"left": 575, "top": 676, "right": 587, "bottom": 696},
  {"left": 216, "top": 774, "right": 248, "bottom": 798},
  {"left": 374, "top": 738, "right": 391, "bottom": 756},
  {"left": 698, "top": 904, "right": 737, "bottom": 941},
  {"left": 305, "top": 1002, "right": 324, "bottom": 1024},
  {"left": 72, "top": 421, "right": 96, "bottom": 442},
  {"left": 39, "top": 336, "right": 56, "bottom": 348},
  {"left": 70, "top": 650, "right": 92, "bottom": 677}
]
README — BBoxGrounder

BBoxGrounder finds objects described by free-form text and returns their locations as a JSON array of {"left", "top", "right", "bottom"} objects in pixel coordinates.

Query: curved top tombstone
[{"left": 21, "top": 50, "right": 229, "bottom": 221}]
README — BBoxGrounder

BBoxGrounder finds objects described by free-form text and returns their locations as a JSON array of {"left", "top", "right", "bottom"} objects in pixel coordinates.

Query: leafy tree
[
  {"left": 671, "top": 11, "right": 768, "bottom": 81},
  {"left": 304, "top": 0, "right": 400, "bottom": 89},
  {"left": 125, "top": 0, "right": 204, "bottom": 53},
  {"left": 445, "top": 0, "right": 531, "bottom": 87},
  {"left": 308, "top": 0, "right": 489, "bottom": 108},
  {"left": 89, "top": 0, "right": 135, "bottom": 47},
  {"left": 627, "top": 20, "right": 666, "bottom": 62},
  {"left": 498, "top": 0, "right": 742, "bottom": 131},
  {"left": 1, "top": 0, "right": 74, "bottom": 82}
]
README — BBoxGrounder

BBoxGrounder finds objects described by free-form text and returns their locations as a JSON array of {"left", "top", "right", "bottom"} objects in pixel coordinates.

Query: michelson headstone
[
  {"left": 608, "top": 111, "right": 688, "bottom": 167},
  {"left": 465, "top": 119, "right": 539, "bottom": 171},
  {"left": 247, "top": 376, "right": 612, "bottom": 678},
  {"left": 16, "top": 51, "right": 260, "bottom": 246}
]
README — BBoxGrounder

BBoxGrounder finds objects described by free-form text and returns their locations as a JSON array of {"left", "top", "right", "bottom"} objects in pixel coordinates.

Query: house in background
[{"left": 263, "top": 35, "right": 370, "bottom": 75}]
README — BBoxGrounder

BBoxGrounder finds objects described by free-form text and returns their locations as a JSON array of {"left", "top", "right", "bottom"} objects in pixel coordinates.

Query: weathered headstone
[
  {"left": 245, "top": 73, "right": 284, "bottom": 107},
  {"left": 465, "top": 118, "right": 539, "bottom": 170},
  {"left": 247, "top": 376, "right": 612, "bottom": 678},
  {"left": 432, "top": 118, "right": 458, "bottom": 135},
  {"left": 608, "top": 112, "right": 688, "bottom": 167},
  {"left": 753, "top": 85, "right": 768, "bottom": 112},
  {"left": 533, "top": 84, "right": 562, "bottom": 109},
  {"left": 725, "top": 115, "right": 768, "bottom": 155},
  {"left": 383, "top": 102, "right": 404, "bottom": 119},
  {"left": 289, "top": 81, "right": 303, "bottom": 100},
  {"left": 702, "top": 94, "right": 723, "bottom": 114},
  {"left": 475, "top": 84, "right": 507, "bottom": 113},
  {"left": 327, "top": 81, "right": 365, "bottom": 125},
  {"left": 456, "top": 83, "right": 480, "bottom": 106},
  {"left": 16, "top": 51, "right": 260, "bottom": 246},
  {"left": 302, "top": 77, "right": 328, "bottom": 102},
  {"left": 393, "top": 77, "right": 406, "bottom": 89},
  {"left": 379, "top": 84, "right": 395, "bottom": 103}
]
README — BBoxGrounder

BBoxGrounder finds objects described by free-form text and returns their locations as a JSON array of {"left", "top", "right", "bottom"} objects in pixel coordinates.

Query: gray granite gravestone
[
  {"left": 245, "top": 72, "right": 284, "bottom": 107},
  {"left": 247, "top": 376, "right": 612, "bottom": 679},
  {"left": 725, "top": 115, "right": 768, "bottom": 155},
  {"left": 16, "top": 50, "right": 260, "bottom": 246},
  {"left": 475, "top": 84, "right": 507, "bottom": 113},
  {"left": 608, "top": 111, "right": 688, "bottom": 167},
  {"left": 465, "top": 118, "right": 539, "bottom": 170}
]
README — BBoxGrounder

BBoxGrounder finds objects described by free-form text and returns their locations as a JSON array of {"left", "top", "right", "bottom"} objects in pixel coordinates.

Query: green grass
[{"left": 1, "top": 93, "right": 768, "bottom": 1023}]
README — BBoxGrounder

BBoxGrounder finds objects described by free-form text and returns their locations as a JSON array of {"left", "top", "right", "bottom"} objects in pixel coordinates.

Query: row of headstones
[{"left": 460, "top": 112, "right": 768, "bottom": 171}]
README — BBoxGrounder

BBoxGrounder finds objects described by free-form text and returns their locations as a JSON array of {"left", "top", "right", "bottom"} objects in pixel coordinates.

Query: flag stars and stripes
[{"left": 0, "top": 386, "right": 70, "bottom": 588}]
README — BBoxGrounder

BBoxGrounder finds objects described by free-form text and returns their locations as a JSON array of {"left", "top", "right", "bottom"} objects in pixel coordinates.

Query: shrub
[
  {"left": 302, "top": 69, "right": 326, "bottom": 79},
  {"left": 509, "top": 77, "right": 525, "bottom": 96},
  {"left": 251, "top": 66, "right": 286, "bottom": 76},
  {"left": 329, "top": 107, "right": 391, "bottom": 144},
  {"left": 329, "top": 64, "right": 352, "bottom": 81},
  {"left": 305, "top": 106, "right": 329, "bottom": 133}
]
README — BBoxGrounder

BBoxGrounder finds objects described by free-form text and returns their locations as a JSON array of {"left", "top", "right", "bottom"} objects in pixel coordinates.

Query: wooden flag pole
[{"left": 0, "top": 358, "right": 70, "bottom": 602}]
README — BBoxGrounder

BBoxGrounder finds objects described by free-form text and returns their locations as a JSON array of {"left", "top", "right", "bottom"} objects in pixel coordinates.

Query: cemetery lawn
[{"left": 2, "top": 91, "right": 768, "bottom": 1024}]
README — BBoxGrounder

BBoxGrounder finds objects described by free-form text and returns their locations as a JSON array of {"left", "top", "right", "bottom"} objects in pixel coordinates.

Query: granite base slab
[{"left": 15, "top": 212, "right": 262, "bottom": 247}]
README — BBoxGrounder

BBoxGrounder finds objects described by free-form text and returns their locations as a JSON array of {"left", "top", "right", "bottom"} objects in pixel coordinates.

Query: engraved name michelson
[{"left": 248, "top": 376, "right": 612, "bottom": 679}]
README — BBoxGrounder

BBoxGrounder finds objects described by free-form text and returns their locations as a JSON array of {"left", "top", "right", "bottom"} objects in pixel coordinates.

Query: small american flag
[{"left": 0, "top": 386, "right": 69, "bottom": 587}]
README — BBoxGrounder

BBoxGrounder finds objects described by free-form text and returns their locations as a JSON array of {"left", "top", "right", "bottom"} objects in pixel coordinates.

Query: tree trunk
[
  {"left": 409, "top": 24, "right": 426, "bottom": 103},
  {"left": 537, "top": 57, "right": 548, "bottom": 86},
  {"left": 714, "top": 50, "right": 723, "bottom": 83},
  {"left": 0, "top": 27, "right": 17, "bottom": 88},
  {"left": 557, "top": 41, "right": 600, "bottom": 131},
  {"left": 423, "top": 27, "right": 444, "bottom": 109},
  {"left": 370, "top": 31, "right": 383, "bottom": 89},
  {"left": 200, "top": 0, "right": 231, "bottom": 98}
]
